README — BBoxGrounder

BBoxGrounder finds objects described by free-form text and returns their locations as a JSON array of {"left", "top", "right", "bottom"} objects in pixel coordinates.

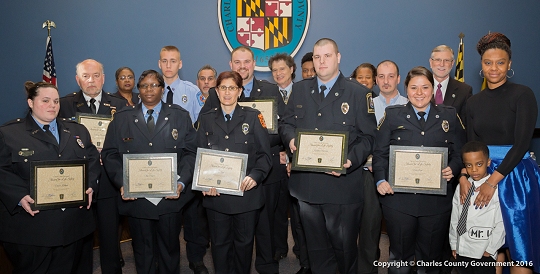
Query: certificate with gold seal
[
  {"left": 238, "top": 97, "right": 277, "bottom": 134},
  {"left": 76, "top": 112, "right": 113, "bottom": 149},
  {"left": 30, "top": 160, "right": 88, "bottom": 210},
  {"left": 123, "top": 153, "right": 178, "bottom": 198},
  {"left": 292, "top": 130, "right": 349, "bottom": 174},
  {"left": 389, "top": 145, "right": 448, "bottom": 195},
  {"left": 192, "top": 148, "right": 248, "bottom": 196}
]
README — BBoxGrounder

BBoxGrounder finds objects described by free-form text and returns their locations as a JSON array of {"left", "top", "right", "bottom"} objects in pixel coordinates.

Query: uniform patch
[
  {"left": 367, "top": 93, "right": 375, "bottom": 114},
  {"left": 182, "top": 94, "right": 188, "bottom": 104},
  {"left": 172, "top": 129, "right": 178, "bottom": 140},
  {"left": 341, "top": 102, "right": 349, "bottom": 114},
  {"left": 442, "top": 120, "right": 449, "bottom": 132},
  {"left": 242, "top": 123, "right": 250, "bottom": 135},
  {"left": 77, "top": 138, "right": 85, "bottom": 148},
  {"left": 258, "top": 113, "right": 267, "bottom": 129}
]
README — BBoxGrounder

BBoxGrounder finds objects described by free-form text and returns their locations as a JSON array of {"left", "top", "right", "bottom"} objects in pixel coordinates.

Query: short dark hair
[
  {"left": 216, "top": 71, "right": 244, "bottom": 91},
  {"left": 404, "top": 66, "right": 434, "bottom": 88},
  {"left": 115, "top": 67, "right": 135, "bottom": 80},
  {"left": 351, "top": 63, "right": 377, "bottom": 80},
  {"left": 197, "top": 65, "right": 217, "bottom": 79},
  {"left": 462, "top": 141, "right": 490, "bottom": 159},
  {"left": 137, "top": 70, "right": 165, "bottom": 89},
  {"left": 476, "top": 32, "right": 512, "bottom": 59},
  {"left": 301, "top": 52, "right": 313, "bottom": 65},
  {"left": 268, "top": 53, "right": 297, "bottom": 80}
]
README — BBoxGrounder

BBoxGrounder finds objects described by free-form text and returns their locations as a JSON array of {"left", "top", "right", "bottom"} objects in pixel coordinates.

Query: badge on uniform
[
  {"left": 172, "top": 129, "right": 178, "bottom": 140},
  {"left": 257, "top": 113, "right": 267, "bottom": 129},
  {"left": 242, "top": 123, "right": 250, "bottom": 135},
  {"left": 182, "top": 95, "right": 188, "bottom": 104},
  {"left": 442, "top": 120, "right": 449, "bottom": 132},
  {"left": 366, "top": 93, "right": 375, "bottom": 114},
  {"left": 18, "top": 148, "right": 34, "bottom": 157},
  {"left": 111, "top": 107, "right": 116, "bottom": 117},
  {"left": 77, "top": 138, "right": 85, "bottom": 148},
  {"left": 341, "top": 102, "right": 349, "bottom": 114}
]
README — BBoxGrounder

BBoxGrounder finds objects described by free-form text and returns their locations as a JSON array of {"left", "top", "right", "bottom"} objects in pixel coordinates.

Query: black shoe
[
  {"left": 189, "top": 261, "right": 209, "bottom": 274},
  {"left": 119, "top": 258, "right": 125, "bottom": 268},
  {"left": 296, "top": 267, "right": 312, "bottom": 274},
  {"left": 273, "top": 251, "right": 287, "bottom": 261}
]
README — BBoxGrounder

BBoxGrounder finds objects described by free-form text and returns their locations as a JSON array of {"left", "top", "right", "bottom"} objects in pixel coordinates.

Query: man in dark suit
[
  {"left": 58, "top": 59, "right": 127, "bottom": 274},
  {"left": 201, "top": 46, "right": 285, "bottom": 274},
  {"left": 102, "top": 70, "right": 197, "bottom": 273},
  {"left": 279, "top": 38, "right": 377, "bottom": 274}
]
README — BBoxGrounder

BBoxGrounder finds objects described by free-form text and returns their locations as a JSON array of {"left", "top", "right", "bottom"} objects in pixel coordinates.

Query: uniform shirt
[
  {"left": 165, "top": 78, "right": 203, "bottom": 123},
  {"left": 32, "top": 117, "right": 59, "bottom": 143},
  {"left": 373, "top": 92, "right": 408, "bottom": 124},
  {"left": 317, "top": 74, "right": 339, "bottom": 97},
  {"left": 82, "top": 91, "right": 103, "bottom": 113},
  {"left": 243, "top": 78, "right": 254, "bottom": 97}
]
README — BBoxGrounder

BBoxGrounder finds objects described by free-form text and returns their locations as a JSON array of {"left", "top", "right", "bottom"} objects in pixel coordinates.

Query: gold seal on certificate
[
  {"left": 292, "top": 130, "right": 349, "bottom": 174},
  {"left": 76, "top": 113, "right": 113, "bottom": 149},
  {"left": 122, "top": 153, "right": 178, "bottom": 198},
  {"left": 238, "top": 97, "right": 277, "bottom": 134},
  {"left": 389, "top": 145, "right": 448, "bottom": 195},
  {"left": 30, "top": 160, "right": 88, "bottom": 210},
  {"left": 192, "top": 148, "right": 248, "bottom": 196}
]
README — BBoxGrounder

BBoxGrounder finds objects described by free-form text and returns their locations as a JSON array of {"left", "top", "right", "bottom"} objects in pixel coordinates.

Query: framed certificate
[
  {"left": 292, "top": 130, "right": 349, "bottom": 174},
  {"left": 30, "top": 160, "right": 88, "bottom": 210},
  {"left": 389, "top": 145, "right": 448, "bottom": 195},
  {"left": 192, "top": 148, "right": 248, "bottom": 196},
  {"left": 238, "top": 97, "right": 278, "bottom": 134},
  {"left": 123, "top": 153, "right": 178, "bottom": 198},
  {"left": 76, "top": 112, "right": 113, "bottom": 149}
]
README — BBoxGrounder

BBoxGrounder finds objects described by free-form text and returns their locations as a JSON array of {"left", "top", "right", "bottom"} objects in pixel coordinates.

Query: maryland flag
[{"left": 454, "top": 33, "right": 464, "bottom": 82}]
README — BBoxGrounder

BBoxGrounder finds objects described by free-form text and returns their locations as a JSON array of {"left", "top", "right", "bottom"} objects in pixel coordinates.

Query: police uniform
[
  {"left": 372, "top": 102, "right": 466, "bottom": 274},
  {"left": 58, "top": 90, "right": 127, "bottom": 274},
  {"left": 279, "top": 73, "right": 377, "bottom": 274},
  {"left": 197, "top": 105, "right": 272, "bottom": 274},
  {"left": 201, "top": 77, "right": 286, "bottom": 273},
  {"left": 0, "top": 114, "right": 100, "bottom": 273}
]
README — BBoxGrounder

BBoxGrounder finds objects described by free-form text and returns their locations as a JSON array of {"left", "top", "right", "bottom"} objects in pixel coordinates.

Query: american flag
[{"left": 42, "top": 36, "right": 57, "bottom": 86}]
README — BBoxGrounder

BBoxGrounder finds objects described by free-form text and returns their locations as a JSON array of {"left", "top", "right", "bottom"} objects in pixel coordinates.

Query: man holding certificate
[
  {"left": 279, "top": 38, "right": 377, "bottom": 274},
  {"left": 372, "top": 67, "right": 465, "bottom": 274},
  {"left": 101, "top": 70, "right": 197, "bottom": 274}
]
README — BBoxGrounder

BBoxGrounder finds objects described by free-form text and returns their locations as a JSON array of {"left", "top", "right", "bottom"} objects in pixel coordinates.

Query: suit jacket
[
  {"left": 0, "top": 113, "right": 100, "bottom": 246},
  {"left": 279, "top": 73, "right": 377, "bottom": 204},
  {"left": 59, "top": 90, "right": 128, "bottom": 199},
  {"left": 372, "top": 102, "right": 466, "bottom": 216},
  {"left": 197, "top": 104, "right": 272, "bottom": 214},
  {"left": 443, "top": 78, "right": 472, "bottom": 126},
  {"left": 101, "top": 103, "right": 197, "bottom": 219},
  {"left": 201, "top": 77, "right": 286, "bottom": 185}
]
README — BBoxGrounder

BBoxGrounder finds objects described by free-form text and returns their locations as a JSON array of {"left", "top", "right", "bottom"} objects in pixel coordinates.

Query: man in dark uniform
[
  {"left": 102, "top": 70, "right": 197, "bottom": 273},
  {"left": 58, "top": 59, "right": 127, "bottom": 274},
  {"left": 200, "top": 46, "right": 285, "bottom": 274},
  {"left": 279, "top": 38, "right": 377, "bottom": 274}
]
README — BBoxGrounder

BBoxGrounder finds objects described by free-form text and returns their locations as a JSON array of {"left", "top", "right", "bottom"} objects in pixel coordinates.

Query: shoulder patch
[
  {"left": 377, "top": 112, "right": 386, "bottom": 130},
  {"left": 258, "top": 113, "right": 267, "bottom": 129},
  {"left": 366, "top": 93, "right": 375, "bottom": 114}
]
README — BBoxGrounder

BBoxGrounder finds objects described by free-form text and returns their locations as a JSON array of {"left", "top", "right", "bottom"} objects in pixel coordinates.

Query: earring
[
  {"left": 507, "top": 69, "right": 514, "bottom": 78},
  {"left": 479, "top": 69, "right": 484, "bottom": 78}
]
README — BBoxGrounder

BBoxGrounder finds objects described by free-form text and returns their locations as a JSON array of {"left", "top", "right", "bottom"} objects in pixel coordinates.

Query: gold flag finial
[
  {"left": 458, "top": 32, "right": 465, "bottom": 41},
  {"left": 42, "top": 20, "right": 56, "bottom": 37}
]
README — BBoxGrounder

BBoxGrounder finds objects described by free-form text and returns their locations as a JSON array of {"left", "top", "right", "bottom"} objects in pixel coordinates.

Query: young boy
[{"left": 449, "top": 141, "right": 505, "bottom": 274}]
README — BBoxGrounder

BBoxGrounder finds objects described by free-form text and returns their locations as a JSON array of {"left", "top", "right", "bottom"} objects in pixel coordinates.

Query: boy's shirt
[{"left": 449, "top": 174, "right": 505, "bottom": 260}]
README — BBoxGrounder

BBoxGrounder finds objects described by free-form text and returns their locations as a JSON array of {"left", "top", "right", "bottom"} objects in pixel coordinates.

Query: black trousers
[
  {"left": 183, "top": 192, "right": 209, "bottom": 263},
  {"left": 299, "top": 200, "right": 362, "bottom": 274},
  {"left": 3, "top": 237, "right": 87, "bottom": 274},
  {"left": 273, "top": 177, "right": 290, "bottom": 256},
  {"left": 382, "top": 206, "right": 451, "bottom": 274},
  {"left": 291, "top": 195, "right": 310, "bottom": 267},
  {"left": 358, "top": 170, "right": 382, "bottom": 274},
  {"left": 456, "top": 255, "right": 496, "bottom": 274},
  {"left": 95, "top": 195, "right": 122, "bottom": 274},
  {"left": 255, "top": 182, "right": 281, "bottom": 274},
  {"left": 207, "top": 208, "right": 260, "bottom": 274},
  {"left": 128, "top": 212, "right": 183, "bottom": 274}
]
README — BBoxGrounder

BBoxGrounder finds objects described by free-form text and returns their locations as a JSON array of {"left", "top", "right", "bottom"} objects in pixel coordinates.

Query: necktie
[
  {"left": 457, "top": 183, "right": 476, "bottom": 236},
  {"left": 319, "top": 85, "right": 327, "bottom": 102},
  {"left": 435, "top": 83, "right": 443, "bottom": 105},
  {"left": 147, "top": 109, "right": 155, "bottom": 134},
  {"left": 418, "top": 111, "right": 426, "bottom": 129},
  {"left": 89, "top": 98, "right": 97, "bottom": 114},
  {"left": 166, "top": 86, "right": 173, "bottom": 104},
  {"left": 225, "top": 114, "right": 231, "bottom": 122},
  {"left": 280, "top": 89, "right": 288, "bottom": 104},
  {"left": 43, "top": 124, "right": 58, "bottom": 144}
]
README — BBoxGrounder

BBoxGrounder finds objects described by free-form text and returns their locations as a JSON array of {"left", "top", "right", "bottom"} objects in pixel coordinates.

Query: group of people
[{"left": 0, "top": 32, "right": 538, "bottom": 274}]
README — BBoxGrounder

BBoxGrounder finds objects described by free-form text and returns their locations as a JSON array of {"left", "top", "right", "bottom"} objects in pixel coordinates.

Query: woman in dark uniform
[
  {"left": 461, "top": 32, "right": 540, "bottom": 274},
  {"left": 373, "top": 67, "right": 465, "bottom": 274},
  {"left": 0, "top": 81, "right": 100, "bottom": 273},
  {"left": 196, "top": 71, "right": 271, "bottom": 274},
  {"left": 114, "top": 67, "right": 139, "bottom": 106}
]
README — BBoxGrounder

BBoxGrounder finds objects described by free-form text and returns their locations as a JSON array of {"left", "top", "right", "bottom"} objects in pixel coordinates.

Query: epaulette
[
  {"left": 1, "top": 118, "right": 24, "bottom": 127},
  {"left": 240, "top": 106, "right": 259, "bottom": 113},
  {"left": 62, "top": 92, "right": 78, "bottom": 98},
  {"left": 166, "top": 103, "right": 190, "bottom": 113},
  {"left": 385, "top": 104, "right": 406, "bottom": 110},
  {"left": 60, "top": 118, "right": 80, "bottom": 124},
  {"left": 257, "top": 79, "right": 276, "bottom": 86},
  {"left": 181, "top": 80, "right": 200, "bottom": 91}
]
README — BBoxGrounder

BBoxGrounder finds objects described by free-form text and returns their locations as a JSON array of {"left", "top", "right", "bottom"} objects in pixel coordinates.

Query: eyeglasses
[
  {"left": 118, "top": 75, "right": 134, "bottom": 80},
  {"left": 431, "top": 58, "right": 453, "bottom": 64},
  {"left": 217, "top": 85, "right": 240, "bottom": 91},
  {"left": 139, "top": 83, "right": 161, "bottom": 90}
]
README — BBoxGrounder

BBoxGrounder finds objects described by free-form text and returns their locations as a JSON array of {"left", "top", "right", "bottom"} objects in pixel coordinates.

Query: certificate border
[
  {"left": 123, "top": 153, "right": 178, "bottom": 198},
  {"left": 192, "top": 148, "right": 248, "bottom": 196},
  {"left": 292, "top": 129, "right": 349, "bottom": 174},
  {"left": 76, "top": 112, "right": 113, "bottom": 149},
  {"left": 238, "top": 97, "right": 278, "bottom": 134},
  {"left": 30, "top": 159, "right": 88, "bottom": 210},
  {"left": 389, "top": 145, "right": 448, "bottom": 195}
]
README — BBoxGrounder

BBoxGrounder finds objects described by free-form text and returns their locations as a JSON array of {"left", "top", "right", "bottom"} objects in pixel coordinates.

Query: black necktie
[
  {"left": 280, "top": 89, "right": 288, "bottom": 103},
  {"left": 225, "top": 114, "right": 231, "bottom": 122},
  {"left": 166, "top": 86, "right": 173, "bottom": 104},
  {"left": 89, "top": 98, "right": 97, "bottom": 114},
  {"left": 147, "top": 109, "right": 155, "bottom": 134},
  {"left": 43, "top": 124, "right": 58, "bottom": 144},
  {"left": 319, "top": 85, "right": 327, "bottom": 102},
  {"left": 418, "top": 111, "right": 426, "bottom": 129},
  {"left": 457, "top": 183, "right": 476, "bottom": 236}
]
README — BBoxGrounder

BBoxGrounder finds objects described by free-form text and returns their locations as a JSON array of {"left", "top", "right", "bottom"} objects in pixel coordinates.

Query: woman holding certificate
[
  {"left": 372, "top": 67, "right": 466, "bottom": 274},
  {"left": 196, "top": 71, "right": 271, "bottom": 274},
  {"left": 0, "top": 81, "right": 100, "bottom": 273}
]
